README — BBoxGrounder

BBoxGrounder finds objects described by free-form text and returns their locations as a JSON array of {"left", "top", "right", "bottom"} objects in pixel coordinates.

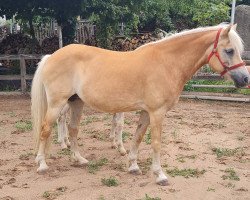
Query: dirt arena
[{"left": 0, "top": 95, "right": 249, "bottom": 200}]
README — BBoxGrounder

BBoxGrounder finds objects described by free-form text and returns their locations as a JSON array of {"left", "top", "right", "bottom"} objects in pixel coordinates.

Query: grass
[
  {"left": 19, "top": 152, "right": 33, "bottom": 160},
  {"left": 144, "top": 128, "right": 151, "bottom": 144},
  {"left": 15, "top": 120, "right": 32, "bottom": 132},
  {"left": 237, "top": 136, "right": 245, "bottom": 141},
  {"left": 122, "top": 131, "right": 131, "bottom": 142},
  {"left": 139, "top": 158, "right": 152, "bottom": 174},
  {"left": 140, "top": 194, "right": 161, "bottom": 200},
  {"left": 101, "top": 176, "right": 118, "bottom": 187},
  {"left": 207, "top": 187, "right": 215, "bottom": 192},
  {"left": 212, "top": 147, "right": 245, "bottom": 158},
  {"left": 176, "top": 154, "right": 197, "bottom": 163},
  {"left": 221, "top": 168, "right": 240, "bottom": 181},
  {"left": 166, "top": 167, "right": 206, "bottom": 178},
  {"left": 9, "top": 111, "right": 16, "bottom": 117},
  {"left": 225, "top": 182, "right": 235, "bottom": 188},
  {"left": 80, "top": 116, "right": 99, "bottom": 125},
  {"left": 124, "top": 119, "right": 131, "bottom": 125},
  {"left": 57, "top": 148, "right": 72, "bottom": 156},
  {"left": 42, "top": 186, "right": 67, "bottom": 199},
  {"left": 184, "top": 79, "right": 250, "bottom": 95},
  {"left": 87, "top": 158, "right": 108, "bottom": 174},
  {"left": 171, "top": 129, "right": 181, "bottom": 143},
  {"left": 98, "top": 195, "right": 106, "bottom": 200}
]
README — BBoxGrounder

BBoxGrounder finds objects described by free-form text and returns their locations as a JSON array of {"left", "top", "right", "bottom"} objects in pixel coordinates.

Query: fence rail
[
  {"left": 0, "top": 55, "right": 249, "bottom": 102},
  {"left": 0, "top": 54, "right": 42, "bottom": 92}
]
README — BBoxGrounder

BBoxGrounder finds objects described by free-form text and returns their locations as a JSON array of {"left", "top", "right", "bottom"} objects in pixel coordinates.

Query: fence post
[{"left": 20, "top": 55, "right": 27, "bottom": 93}]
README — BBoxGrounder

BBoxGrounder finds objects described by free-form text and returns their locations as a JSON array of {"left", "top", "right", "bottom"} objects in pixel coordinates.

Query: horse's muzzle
[{"left": 232, "top": 74, "right": 250, "bottom": 88}]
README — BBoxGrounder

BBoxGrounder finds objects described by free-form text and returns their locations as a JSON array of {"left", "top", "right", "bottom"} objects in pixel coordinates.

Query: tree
[
  {"left": 38, "top": 0, "right": 83, "bottom": 46},
  {"left": 81, "top": 0, "right": 144, "bottom": 48},
  {"left": 0, "top": 0, "right": 43, "bottom": 43},
  {"left": 192, "top": 0, "right": 232, "bottom": 26}
]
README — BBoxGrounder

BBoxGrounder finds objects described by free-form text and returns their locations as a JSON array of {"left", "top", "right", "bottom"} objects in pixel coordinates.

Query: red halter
[{"left": 207, "top": 28, "right": 246, "bottom": 76}]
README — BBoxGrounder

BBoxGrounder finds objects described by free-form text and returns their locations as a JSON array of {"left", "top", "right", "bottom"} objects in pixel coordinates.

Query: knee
[{"left": 41, "top": 123, "right": 51, "bottom": 139}]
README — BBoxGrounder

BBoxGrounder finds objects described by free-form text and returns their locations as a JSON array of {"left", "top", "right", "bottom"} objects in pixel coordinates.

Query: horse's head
[{"left": 207, "top": 25, "right": 249, "bottom": 88}]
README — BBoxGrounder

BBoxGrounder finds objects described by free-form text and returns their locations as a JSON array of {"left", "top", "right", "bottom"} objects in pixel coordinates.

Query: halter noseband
[{"left": 207, "top": 28, "right": 246, "bottom": 76}]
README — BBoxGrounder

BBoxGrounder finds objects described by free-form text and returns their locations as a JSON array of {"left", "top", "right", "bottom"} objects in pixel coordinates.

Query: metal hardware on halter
[{"left": 207, "top": 27, "right": 246, "bottom": 76}]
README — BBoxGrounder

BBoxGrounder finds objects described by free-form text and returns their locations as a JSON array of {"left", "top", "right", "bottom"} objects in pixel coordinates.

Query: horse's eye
[{"left": 225, "top": 48, "right": 234, "bottom": 55}]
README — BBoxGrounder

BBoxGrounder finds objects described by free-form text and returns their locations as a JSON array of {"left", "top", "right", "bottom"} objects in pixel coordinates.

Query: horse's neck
[{"left": 156, "top": 30, "right": 216, "bottom": 86}]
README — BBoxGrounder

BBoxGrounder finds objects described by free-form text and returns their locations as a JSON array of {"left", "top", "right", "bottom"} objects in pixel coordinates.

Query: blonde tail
[{"left": 31, "top": 55, "right": 51, "bottom": 151}]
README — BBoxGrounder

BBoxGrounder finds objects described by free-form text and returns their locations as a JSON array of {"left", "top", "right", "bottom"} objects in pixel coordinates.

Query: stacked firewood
[
  {"left": 0, "top": 33, "right": 41, "bottom": 55},
  {"left": 41, "top": 36, "right": 59, "bottom": 54},
  {"left": 111, "top": 32, "right": 162, "bottom": 51}
]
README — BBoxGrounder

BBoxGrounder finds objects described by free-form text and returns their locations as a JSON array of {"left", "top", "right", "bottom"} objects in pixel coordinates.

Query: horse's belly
[{"left": 81, "top": 89, "right": 144, "bottom": 113}]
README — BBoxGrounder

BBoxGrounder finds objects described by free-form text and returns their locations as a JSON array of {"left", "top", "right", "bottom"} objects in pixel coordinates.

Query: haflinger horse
[
  {"left": 31, "top": 24, "right": 249, "bottom": 186},
  {"left": 57, "top": 104, "right": 126, "bottom": 155}
]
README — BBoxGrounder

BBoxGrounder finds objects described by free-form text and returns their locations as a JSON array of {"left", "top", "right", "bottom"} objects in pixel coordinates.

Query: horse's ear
[
  {"left": 232, "top": 23, "right": 237, "bottom": 31},
  {"left": 221, "top": 25, "right": 232, "bottom": 37}
]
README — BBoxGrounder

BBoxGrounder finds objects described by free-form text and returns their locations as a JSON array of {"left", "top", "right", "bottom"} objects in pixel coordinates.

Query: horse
[
  {"left": 57, "top": 64, "right": 250, "bottom": 150},
  {"left": 31, "top": 24, "right": 249, "bottom": 186},
  {"left": 57, "top": 104, "right": 126, "bottom": 155}
]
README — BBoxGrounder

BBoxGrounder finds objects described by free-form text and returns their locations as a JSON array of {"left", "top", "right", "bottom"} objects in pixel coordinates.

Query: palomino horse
[
  {"left": 31, "top": 24, "right": 249, "bottom": 185},
  {"left": 57, "top": 104, "right": 126, "bottom": 155}
]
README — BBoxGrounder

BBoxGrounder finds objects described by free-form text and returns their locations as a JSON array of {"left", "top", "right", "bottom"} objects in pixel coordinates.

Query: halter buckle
[{"left": 212, "top": 48, "right": 217, "bottom": 53}]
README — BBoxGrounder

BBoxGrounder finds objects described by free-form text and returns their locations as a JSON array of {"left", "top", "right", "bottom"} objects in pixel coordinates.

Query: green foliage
[
  {"left": 221, "top": 168, "right": 240, "bottom": 181},
  {"left": 144, "top": 128, "right": 151, "bottom": 145},
  {"left": 142, "top": 194, "right": 161, "bottom": 200},
  {"left": 192, "top": 0, "right": 231, "bottom": 26},
  {"left": 82, "top": 0, "right": 142, "bottom": 48},
  {"left": 87, "top": 158, "right": 108, "bottom": 174},
  {"left": 212, "top": 147, "right": 245, "bottom": 158},
  {"left": 15, "top": 120, "right": 32, "bottom": 132},
  {"left": 42, "top": 186, "right": 67, "bottom": 199},
  {"left": 0, "top": 0, "right": 234, "bottom": 49},
  {"left": 166, "top": 167, "right": 206, "bottom": 178},
  {"left": 122, "top": 131, "right": 130, "bottom": 142},
  {"left": 101, "top": 176, "right": 119, "bottom": 187},
  {"left": 57, "top": 148, "right": 72, "bottom": 156}
]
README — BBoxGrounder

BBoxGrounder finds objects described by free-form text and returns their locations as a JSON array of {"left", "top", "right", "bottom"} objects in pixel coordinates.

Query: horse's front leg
[
  {"left": 128, "top": 111, "right": 149, "bottom": 174},
  {"left": 149, "top": 108, "right": 168, "bottom": 186},
  {"left": 57, "top": 104, "right": 70, "bottom": 149},
  {"left": 110, "top": 113, "right": 126, "bottom": 155}
]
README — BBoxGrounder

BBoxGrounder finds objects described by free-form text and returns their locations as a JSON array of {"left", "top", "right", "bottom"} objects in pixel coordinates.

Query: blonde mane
[{"left": 138, "top": 25, "right": 244, "bottom": 53}]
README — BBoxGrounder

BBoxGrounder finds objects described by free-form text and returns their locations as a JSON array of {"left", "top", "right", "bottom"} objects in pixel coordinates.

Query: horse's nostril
[{"left": 243, "top": 76, "right": 249, "bottom": 84}]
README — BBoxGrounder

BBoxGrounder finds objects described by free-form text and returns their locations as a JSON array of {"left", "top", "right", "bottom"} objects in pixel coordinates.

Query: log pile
[
  {"left": 111, "top": 32, "right": 162, "bottom": 51},
  {"left": 41, "top": 36, "right": 59, "bottom": 54},
  {"left": 0, "top": 33, "right": 41, "bottom": 55}
]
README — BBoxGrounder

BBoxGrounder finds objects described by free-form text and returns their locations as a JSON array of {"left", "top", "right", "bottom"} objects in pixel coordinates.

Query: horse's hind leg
[
  {"left": 36, "top": 103, "right": 66, "bottom": 173},
  {"left": 68, "top": 99, "right": 88, "bottom": 165},
  {"left": 128, "top": 111, "right": 149, "bottom": 174},
  {"left": 110, "top": 113, "right": 126, "bottom": 155},
  {"left": 57, "top": 104, "right": 70, "bottom": 149}
]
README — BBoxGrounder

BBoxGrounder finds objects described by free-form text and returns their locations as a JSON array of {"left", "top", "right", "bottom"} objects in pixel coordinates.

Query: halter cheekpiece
[{"left": 207, "top": 28, "right": 246, "bottom": 76}]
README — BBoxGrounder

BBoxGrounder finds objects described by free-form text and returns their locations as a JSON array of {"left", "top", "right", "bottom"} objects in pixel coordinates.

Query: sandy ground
[{"left": 0, "top": 95, "right": 249, "bottom": 200}]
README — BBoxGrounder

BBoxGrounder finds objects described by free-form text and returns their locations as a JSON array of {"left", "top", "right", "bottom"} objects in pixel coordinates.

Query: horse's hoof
[
  {"left": 129, "top": 169, "right": 142, "bottom": 175},
  {"left": 111, "top": 144, "right": 118, "bottom": 149},
  {"left": 78, "top": 159, "right": 89, "bottom": 166},
  {"left": 156, "top": 178, "right": 168, "bottom": 186},
  {"left": 61, "top": 144, "right": 68, "bottom": 149},
  {"left": 37, "top": 166, "right": 49, "bottom": 174},
  {"left": 119, "top": 149, "right": 127, "bottom": 156},
  {"left": 72, "top": 157, "right": 89, "bottom": 166}
]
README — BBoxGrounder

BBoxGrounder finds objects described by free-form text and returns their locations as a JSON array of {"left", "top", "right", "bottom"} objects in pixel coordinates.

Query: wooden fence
[
  {"left": 0, "top": 55, "right": 249, "bottom": 102},
  {"left": 0, "top": 54, "right": 41, "bottom": 92}
]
